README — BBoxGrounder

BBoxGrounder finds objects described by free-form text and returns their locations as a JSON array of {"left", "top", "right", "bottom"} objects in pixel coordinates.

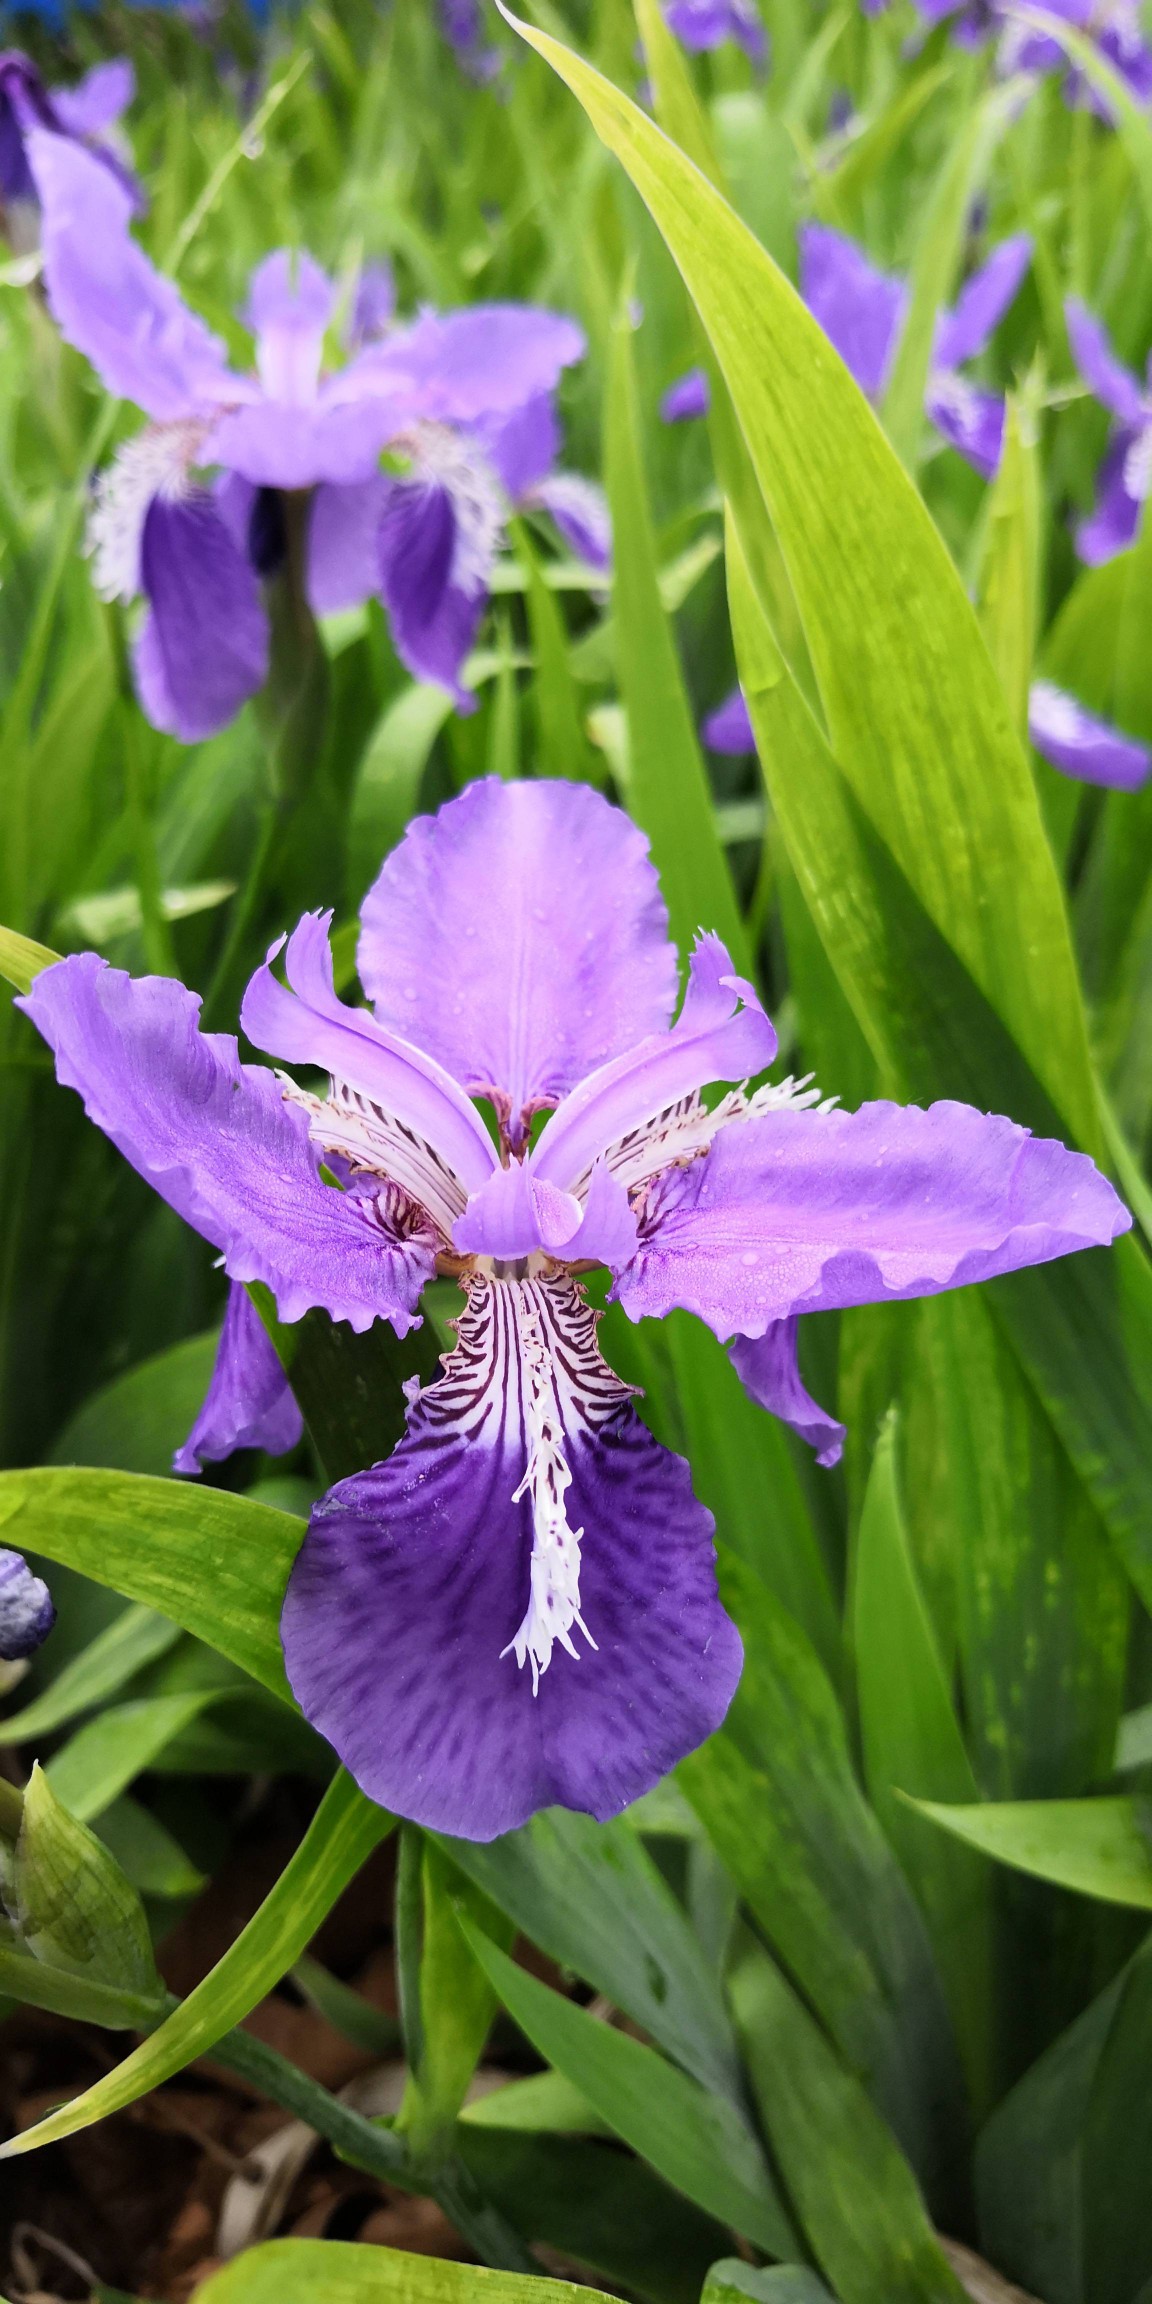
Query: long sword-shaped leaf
[
  {"left": 496, "top": 2, "right": 1098, "bottom": 1153},
  {"left": 0, "top": 1768, "right": 391, "bottom": 2157}
]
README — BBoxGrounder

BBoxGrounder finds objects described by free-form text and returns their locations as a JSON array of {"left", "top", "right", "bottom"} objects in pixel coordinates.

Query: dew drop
[{"left": 742, "top": 1249, "right": 759, "bottom": 1267}]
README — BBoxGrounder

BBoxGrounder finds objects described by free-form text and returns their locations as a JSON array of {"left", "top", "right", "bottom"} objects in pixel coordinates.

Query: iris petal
[
  {"left": 282, "top": 1271, "right": 741, "bottom": 1839},
  {"left": 174, "top": 1282, "right": 303, "bottom": 1476}
]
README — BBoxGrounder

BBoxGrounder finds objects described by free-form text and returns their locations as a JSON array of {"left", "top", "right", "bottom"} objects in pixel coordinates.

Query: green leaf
[
  {"left": 0, "top": 1602, "right": 181, "bottom": 1741},
  {"left": 195, "top": 2239, "right": 615, "bottom": 2304},
  {"left": 346, "top": 681, "right": 453, "bottom": 906},
  {"left": 439, "top": 1805, "right": 743, "bottom": 2107},
  {"left": 461, "top": 2071, "right": 608, "bottom": 2136},
  {"left": 604, "top": 306, "right": 748, "bottom": 973},
  {"left": 854, "top": 1411, "right": 994, "bottom": 2109},
  {"left": 0, "top": 922, "right": 60, "bottom": 995},
  {"left": 399, "top": 1839, "right": 515, "bottom": 2156},
  {"left": 456, "top": 2126, "right": 729, "bottom": 2304},
  {"left": 0, "top": 1468, "right": 300, "bottom": 1702},
  {"left": 678, "top": 1560, "right": 966, "bottom": 2207},
  {"left": 291, "top": 1950, "right": 400, "bottom": 2058},
  {"left": 458, "top": 1916, "right": 798, "bottom": 2259},
  {"left": 96, "top": 1795, "right": 206, "bottom": 1902},
  {"left": 912, "top": 1795, "right": 1152, "bottom": 1908},
  {"left": 45, "top": 1691, "right": 218, "bottom": 1823},
  {"left": 10, "top": 1762, "right": 161, "bottom": 2004},
  {"left": 1078, "top": 1937, "right": 1152, "bottom": 2304},
  {"left": 48, "top": 1331, "right": 222, "bottom": 1477},
  {"left": 0, "top": 1767, "right": 392, "bottom": 2158},
  {"left": 732, "top": 1951, "right": 967, "bottom": 2304},
  {"left": 250, "top": 1287, "right": 443, "bottom": 1486},
  {"left": 516, "top": 521, "right": 600, "bottom": 786},
  {"left": 978, "top": 393, "right": 1042, "bottom": 737},
  {"left": 703, "top": 2264, "right": 836, "bottom": 2304},
  {"left": 500, "top": 3, "right": 1098, "bottom": 1152}
]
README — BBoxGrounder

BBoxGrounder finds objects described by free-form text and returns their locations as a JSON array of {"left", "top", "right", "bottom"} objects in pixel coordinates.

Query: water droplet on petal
[{"left": 742, "top": 1250, "right": 759, "bottom": 1267}]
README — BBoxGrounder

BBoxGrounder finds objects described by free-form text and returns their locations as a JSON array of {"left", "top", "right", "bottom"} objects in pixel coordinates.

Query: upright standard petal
[
  {"left": 27, "top": 128, "right": 236, "bottom": 419},
  {"left": 358, "top": 778, "right": 678, "bottom": 1140},
  {"left": 1065, "top": 298, "right": 1146, "bottom": 427},
  {"left": 19, "top": 956, "right": 436, "bottom": 1333},
  {"left": 0, "top": 1550, "right": 55, "bottom": 1661},
  {"left": 240, "top": 910, "right": 499, "bottom": 1198},
  {"left": 349, "top": 303, "right": 586, "bottom": 427},
  {"left": 532, "top": 933, "right": 777, "bottom": 1193},
  {"left": 615, "top": 1099, "right": 1130, "bottom": 1335},
  {"left": 246, "top": 249, "right": 334, "bottom": 406},
  {"left": 133, "top": 491, "right": 269, "bottom": 743},
  {"left": 174, "top": 1281, "right": 303, "bottom": 1476},
  {"left": 703, "top": 687, "right": 755, "bottom": 754},
  {"left": 729, "top": 1320, "right": 846, "bottom": 1467},
  {"left": 934, "top": 235, "right": 1031, "bottom": 369},
  {"left": 476, "top": 392, "right": 560, "bottom": 500},
  {"left": 281, "top": 1272, "right": 741, "bottom": 1839},
  {"left": 50, "top": 58, "right": 135, "bottom": 138},
  {"left": 1028, "top": 680, "right": 1152, "bottom": 791},
  {"left": 799, "top": 223, "right": 907, "bottom": 400}
]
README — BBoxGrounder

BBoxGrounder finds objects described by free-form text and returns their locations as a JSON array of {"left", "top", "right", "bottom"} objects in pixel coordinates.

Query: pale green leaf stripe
[
  {"left": 459, "top": 1916, "right": 798, "bottom": 2260},
  {"left": 498, "top": 3, "right": 1098, "bottom": 1153},
  {"left": 0, "top": 1469, "right": 300, "bottom": 1704},
  {"left": 912, "top": 1796, "right": 1152, "bottom": 1909},
  {"left": 0, "top": 1605, "right": 181, "bottom": 1742},
  {"left": 196, "top": 2238, "right": 614, "bottom": 2304},
  {"left": 0, "top": 1768, "right": 392, "bottom": 2158},
  {"left": 46, "top": 1693, "right": 219, "bottom": 1823}
]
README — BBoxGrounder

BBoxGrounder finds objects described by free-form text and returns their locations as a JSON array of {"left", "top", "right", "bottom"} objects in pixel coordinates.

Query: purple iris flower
[
  {"left": 0, "top": 51, "right": 139, "bottom": 247},
  {"left": 439, "top": 0, "right": 502, "bottom": 81},
  {"left": 997, "top": 0, "right": 1152, "bottom": 110},
  {"left": 664, "top": 0, "right": 769, "bottom": 65},
  {"left": 1065, "top": 298, "right": 1152, "bottom": 564},
  {"left": 703, "top": 687, "right": 756, "bottom": 753},
  {"left": 799, "top": 224, "right": 1032, "bottom": 479},
  {"left": 0, "top": 1550, "right": 54, "bottom": 1662},
  {"left": 660, "top": 367, "right": 711, "bottom": 424},
  {"left": 1028, "top": 679, "right": 1152, "bottom": 789},
  {"left": 24, "top": 127, "right": 594, "bottom": 736},
  {"left": 19, "top": 780, "right": 1128, "bottom": 1839}
]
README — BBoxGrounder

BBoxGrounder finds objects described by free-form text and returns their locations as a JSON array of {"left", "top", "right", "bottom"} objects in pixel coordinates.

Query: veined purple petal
[
  {"left": 282, "top": 1271, "right": 741, "bottom": 1839},
  {"left": 729, "top": 1319, "right": 845, "bottom": 1467},
  {"left": 925, "top": 370, "right": 1006, "bottom": 479},
  {"left": 1097, "top": 8, "right": 1152, "bottom": 101},
  {"left": 453, "top": 1163, "right": 584, "bottom": 1258},
  {"left": 133, "top": 490, "right": 269, "bottom": 744},
  {"left": 246, "top": 249, "right": 334, "bottom": 406},
  {"left": 241, "top": 910, "right": 498, "bottom": 1198},
  {"left": 18, "top": 956, "right": 435, "bottom": 1333},
  {"left": 358, "top": 778, "right": 678, "bottom": 1142},
  {"left": 1065, "top": 298, "right": 1146, "bottom": 427},
  {"left": 174, "top": 1281, "right": 303, "bottom": 1476},
  {"left": 1075, "top": 432, "right": 1143, "bottom": 565},
  {"left": 799, "top": 223, "right": 907, "bottom": 400},
  {"left": 660, "top": 368, "right": 711, "bottom": 423},
  {"left": 1028, "top": 679, "right": 1152, "bottom": 791},
  {"left": 703, "top": 687, "right": 755, "bottom": 755},
  {"left": 50, "top": 57, "right": 135, "bottom": 138},
  {"left": 205, "top": 395, "right": 401, "bottom": 492},
  {"left": 532, "top": 933, "right": 777, "bottom": 1194},
  {"left": 27, "top": 128, "right": 236, "bottom": 419},
  {"left": 665, "top": 0, "right": 768, "bottom": 63},
  {"left": 347, "top": 304, "right": 586, "bottom": 427},
  {"left": 307, "top": 476, "right": 391, "bottom": 616},
  {"left": 0, "top": 1550, "right": 55, "bottom": 1661},
  {"left": 934, "top": 235, "right": 1031, "bottom": 369},
  {"left": 614, "top": 1099, "right": 1129, "bottom": 1334},
  {"left": 529, "top": 472, "right": 613, "bottom": 570}
]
